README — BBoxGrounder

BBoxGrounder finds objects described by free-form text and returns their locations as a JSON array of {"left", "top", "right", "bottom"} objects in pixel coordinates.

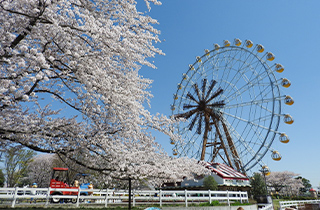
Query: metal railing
[
  {"left": 0, "top": 187, "right": 249, "bottom": 208},
  {"left": 279, "top": 200, "right": 320, "bottom": 210}
]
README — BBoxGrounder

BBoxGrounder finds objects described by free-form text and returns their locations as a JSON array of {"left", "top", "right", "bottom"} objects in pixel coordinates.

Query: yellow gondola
[
  {"left": 284, "top": 95, "right": 294, "bottom": 105},
  {"left": 261, "top": 165, "right": 271, "bottom": 176},
  {"left": 189, "top": 64, "right": 194, "bottom": 70},
  {"left": 234, "top": 38, "right": 242, "bottom": 46},
  {"left": 281, "top": 78, "right": 291, "bottom": 88},
  {"left": 205, "top": 49, "right": 210, "bottom": 56},
  {"left": 177, "top": 83, "right": 182, "bottom": 90},
  {"left": 245, "top": 40, "right": 253, "bottom": 48},
  {"left": 284, "top": 114, "right": 294, "bottom": 124},
  {"left": 280, "top": 133, "right": 290, "bottom": 143},
  {"left": 271, "top": 151, "right": 282, "bottom": 161},
  {"left": 171, "top": 105, "right": 175, "bottom": 111},
  {"left": 196, "top": 56, "right": 201, "bottom": 63},
  {"left": 224, "top": 40, "right": 231, "bottom": 47},
  {"left": 173, "top": 94, "right": 178, "bottom": 100},
  {"left": 182, "top": 73, "right": 188, "bottom": 80},
  {"left": 266, "top": 52, "right": 275, "bottom": 61},
  {"left": 170, "top": 139, "right": 175, "bottom": 145},
  {"left": 275, "top": 63, "right": 284, "bottom": 73},
  {"left": 173, "top": 149, "right": 178, "bottom": 156},
  {"left": 257, "top": 44, "right": 264, "bottom": 53},
  {"left": 214, "top": 43, "right": 220, "bottom": 50}
]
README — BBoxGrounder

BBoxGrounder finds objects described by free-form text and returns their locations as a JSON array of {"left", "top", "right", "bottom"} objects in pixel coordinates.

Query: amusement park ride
[
  {"left": 49, "top": 167, "right": 93, "bottom": 203},
  {"left": 170, "top": 38, "right": 294, "bottom": 175}
]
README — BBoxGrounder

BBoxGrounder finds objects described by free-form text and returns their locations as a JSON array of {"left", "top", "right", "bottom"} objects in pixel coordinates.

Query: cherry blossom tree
[
  {"left": 27, "top": 153, "right": 97, "bottom": 187},
  {"left": 0, "top": 0, "right": 208, "bottom": 186},
  {"left": 266, "top": 171, "right": 304, "bottom": 196},
  {"left": 26, "top": 154, "right": 57, "bottom": 187}
]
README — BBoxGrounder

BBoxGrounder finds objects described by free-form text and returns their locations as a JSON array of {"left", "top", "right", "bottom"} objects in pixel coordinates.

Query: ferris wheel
[{"left": 170, "top": 38, "right": 294, "bottom": 174}]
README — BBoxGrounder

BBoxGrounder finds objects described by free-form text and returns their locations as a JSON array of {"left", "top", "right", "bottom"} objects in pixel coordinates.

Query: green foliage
[
  {"left": 250, "top": 172, "right": 267, "bottom": 199},
  {"left": 209, "top": 200, "right": 221, "bottom": 206},
  {"left": 231, "top": 201, "right": 252, "bottom": 206},
  {"left": 296, "top": 176, "right": 312, "bottom": 192},
  {"left": 281, "top": 196, "right": 318, "bottom": 200},
  {"left": 203, "top": 175, "right": 218, "bottom": 190},
  {"left": 0, "top": 169, "right": 4, "bottom": 187},
  {"left": 4, "top": 147, "right": 36, "bottom": 187},
  {"left": 198, "top": 201, "right": 252, "bottom": 207},
  {"left": 199, "top": 200, "right": 221, "bottom": 206}
]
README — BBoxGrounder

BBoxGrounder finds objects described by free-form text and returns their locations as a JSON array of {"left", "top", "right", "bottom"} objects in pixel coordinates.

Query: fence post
[
  {"left": 246, "top": 191, "right": 248, "bottom": 202},
  {"left": 11, "top": 187, "right": 18, "bottom": 208},
  {"left": 76, "top": 187, "right": 81, "bottom": 207},
  {"left": 208, "top": 190, "right": 211, "bottom": 203},
  {"left": 159, "top": 189, "right": 162, "bottom": 207},
  {"left": 227, "top": 190, "right": 230, "bottom": 206},
  {"left": 105, "top": 189, "right": 109, "bottom": 207},
  {"left": 239, "top": 191, "right": 242, "bottom": 203},
  {"left": 279, "top": 201, "right": 282, "bottom": 210},
  {"left": 133, "top": 191, "right": 136, "bottom": 207},
  {"left": 45, "top": 187, "right": 51, "bottom": 207},
  {"left": 185, "top": 189, "right": 188, "bottom": 207}
]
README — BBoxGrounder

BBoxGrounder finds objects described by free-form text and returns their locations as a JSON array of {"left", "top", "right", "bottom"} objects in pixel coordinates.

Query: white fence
[
  {"left": 279, "top": 200, "right": 320, "bottom": 210},
  {"left": 0, "top": 187, "right": 248, "bottom": 208},
  {"left": 259, "top": 203, "right": 273, "bottom": 210}
]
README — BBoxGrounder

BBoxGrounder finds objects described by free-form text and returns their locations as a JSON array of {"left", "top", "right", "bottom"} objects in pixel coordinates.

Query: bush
[
  {"left": 203, "top": 176, "right": 218, "bottom": 190},
  {"left": 199, "top": 200, "right": 222, "bottom": 206},
  {"left": 281, "top": 196, "right": 318, "bottom": 200},
  {"left": 231, "top": 201, "right": 253, "bottom": 206}
]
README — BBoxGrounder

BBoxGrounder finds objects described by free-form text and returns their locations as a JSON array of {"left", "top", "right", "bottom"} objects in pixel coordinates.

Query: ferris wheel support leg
[
  {"left": 213, "top": 121, "right": 234, "bottom": 169},
  {"left": 200, "top": 116, "right": 211, "bottom": 161},
  {"left": 221, "top": 121, "right": 245, "bottom": 174}
]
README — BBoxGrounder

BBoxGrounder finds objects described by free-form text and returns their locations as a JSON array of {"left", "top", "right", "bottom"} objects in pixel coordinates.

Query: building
[{"left": 162, "top": 162, "right": 251, "bottom": 192}]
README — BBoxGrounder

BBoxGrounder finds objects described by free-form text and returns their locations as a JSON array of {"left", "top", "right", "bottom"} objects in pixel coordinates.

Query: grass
[
  {"left": 272, "top": 199, "right": 283, "bottom": 210},
  {"left": 189, "top": 200, "right": 253, "bottom": 207}
]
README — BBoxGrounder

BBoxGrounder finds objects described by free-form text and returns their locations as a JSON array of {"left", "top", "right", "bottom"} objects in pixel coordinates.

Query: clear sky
[{"left": 139, "top": 1, "right": 320, "bottom": 188}]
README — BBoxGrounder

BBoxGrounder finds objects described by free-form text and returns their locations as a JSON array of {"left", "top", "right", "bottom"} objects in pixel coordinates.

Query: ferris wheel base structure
[{"left": 170, "top": 38, "right": 294, "bottom": 174}]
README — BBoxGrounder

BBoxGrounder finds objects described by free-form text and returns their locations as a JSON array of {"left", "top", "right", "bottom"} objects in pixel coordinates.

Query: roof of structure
[{"left": 203, "top": 162, "right": 249, "bottom": 180}]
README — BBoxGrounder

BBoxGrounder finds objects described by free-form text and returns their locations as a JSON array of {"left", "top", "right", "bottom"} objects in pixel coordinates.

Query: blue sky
[{"left": 140, "top": 1, "right": 320, "bottom": 187}]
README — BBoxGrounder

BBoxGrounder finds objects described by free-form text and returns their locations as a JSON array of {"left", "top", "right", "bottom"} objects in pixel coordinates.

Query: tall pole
[
  {"left": 260, "top": 166, "right": 269, "bottom": 195},
  {"left": 263, "top": 172, "right": 268, "bottom": 195},
  {"left": 128, "top": 177, "right": 132, "bottom": 210}
]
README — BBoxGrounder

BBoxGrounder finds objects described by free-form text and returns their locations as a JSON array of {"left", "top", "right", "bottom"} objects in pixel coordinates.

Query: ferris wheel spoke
[
  {"left": 214, "top": 49, "right": 241, "bottom": 81},
  {"left": 220, "top": 52, "right": 262, "bottom": 92},
  {"left": 226, "top": 77, "right": 274, "bottom": 105},
  {"left": 178, "top": 133, "right": 200, "bottom": 156},
  {"left": 222, "top": 57, "right": 272, "bottom": 98},
  {"left": 237, "top": 56, "right": 263, "bottom": 75},
  {"left": 221, "top": 118, "right": 260, "bottom": 164},
  {"left": 222, "top": 111, "right": 279, "bottom": 134},
  {"left": 223, "top": 114, "right": 267, "bottom": 149},
  {"left": 196, "top": 61, "right": 209, "bottom": 80},
  {"left": 205, "top": 54, "right": 221, "bottom": 79},
  {"left": 223, "top": 48, "right": 253, "bottom": 74},
  {"left": 221, "top": 67, "right": 265, "bottom": 101},
  {"left": 205, "top": 80, "right": 217, "bottom": 99},
  {"left": 224, "top": 96, "right": 285, "bottom": 109},
  {"left": 229, "top": 121, "right": 273, "bottom": 170}
]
